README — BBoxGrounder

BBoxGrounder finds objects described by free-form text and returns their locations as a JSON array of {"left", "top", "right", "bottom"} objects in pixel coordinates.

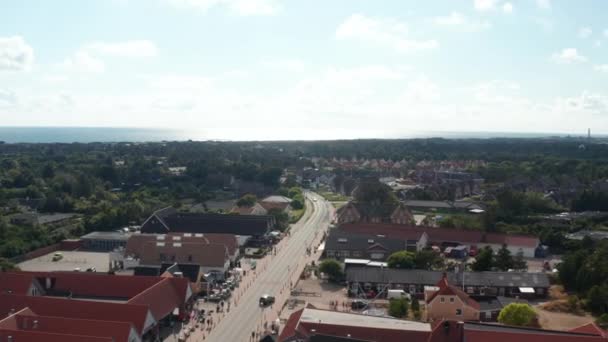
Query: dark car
[
  {"left": 351, "top": 299, "right": 368, "bottom": 310},
  {"left": 259, "top": 294, "right": 275, "bottom": 307}
]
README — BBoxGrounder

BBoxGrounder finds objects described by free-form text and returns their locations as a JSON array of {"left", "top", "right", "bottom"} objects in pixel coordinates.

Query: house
[
  {"left": 279, "top": 307, "right": 608, "bottom": 342},
  {"left": 259, "top": 195, "right": 292, "bottom": 212},
  {"left": 126, "top": 233, "right": 239, "bottom": 262},
  {"left": 0, "top": 271, "right": 193, "bottom": 342},
  {"left": 336, "top": 201, "right": 415, "bottom": 225},
  {"left": 231, "top": 202, "right": 268, "bottom": 215},
  {"left": 125, "top": 234, "right": 234, "bottom": 275},
  {"left": 346, "top": 267, "right": 550, "bottom": 298},
  {"left": 140, "top": 207, "right": 275, "bottom": 237},
  {"left": 324, "top": 229, "right": 428, "bottom": 261},
  {"left": 81, "top": 231, "right": 131, "bottom": 251},
  {"left": 339, "top": 223, "right": 540, "bottom": 258},
  {"left": 403, "top": 200, "right": 484, "bottom": 213},
  {"left": 425, "top": 274, "right": 480, "bottom": 322}
]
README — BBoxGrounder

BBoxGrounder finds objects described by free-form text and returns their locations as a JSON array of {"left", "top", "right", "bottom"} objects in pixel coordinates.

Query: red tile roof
[
  {"left": 127, "top": 277, "right": 189, "bottom": 321},
  {"left": 298, "top": 322, "right": 429, "bottom": 342},
  {"left": 464, "top": 329, "right": 608, "bottom": 342},
  {"left": 0, "top": 329, "right": 113, "bottom": 342},
  {"left": 278, "top": 308, "right": 304, "bottom": 341},
  {"left": 0, "top": 310, "right": 135, "bottom": 342},
  {"left": 0, "top": 294, "right": 151, "bottom": 334},
  {"left": 127, "top": 233, "right": 237, "bottom": 260},
  {"left": 0, "top": 273, "right": 36, "bottom": 295},
  {"left": 570, "top": 323, "right": 607, "bottom": 338},
  {"left": 139, "top": 241, "right": 229, "bottom": 268}
]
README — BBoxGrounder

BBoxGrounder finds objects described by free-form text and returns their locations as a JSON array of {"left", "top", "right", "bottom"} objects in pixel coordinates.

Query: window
[
  {"left": 456, "top": 309, "right": 462, "bottom": 316},
  {"left": 440, "top": 297, "right": 445, "bottom": 303},
  {"left": 188, "top": 255, "right": 193, "bottom": 262},
  {"left": 450, "top": 297, "right": 455, "bottom": 303}
]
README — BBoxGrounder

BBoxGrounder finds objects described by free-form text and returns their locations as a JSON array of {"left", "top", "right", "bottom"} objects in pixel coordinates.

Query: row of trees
[{"left": 472, "top": 245, "right": 527, "bottom": 272}]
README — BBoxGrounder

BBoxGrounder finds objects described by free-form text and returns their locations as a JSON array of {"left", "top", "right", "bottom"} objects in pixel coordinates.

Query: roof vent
[
  {"left": 156, "top": 242, "right": 165, "bottom": 247},
  {"left": 172, "top": 236, "right": 182, "bottom": 241},
  {"left": 173, "top": 242, "right": 182, "bottom": 247},
  {"left": 184, "top": 233, "right": 192, "bottom": 237},
  {"left": 195, "top": 233, "right": 203, "bottom": 238}
]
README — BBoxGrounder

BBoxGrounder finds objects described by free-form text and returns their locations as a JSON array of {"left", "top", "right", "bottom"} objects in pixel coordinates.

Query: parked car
[
  {"left": 259, "top": 294, "right": 275, "bottom": 307},
  {"left": 351, "top": 299, "right": 368, "bottom": 310}
]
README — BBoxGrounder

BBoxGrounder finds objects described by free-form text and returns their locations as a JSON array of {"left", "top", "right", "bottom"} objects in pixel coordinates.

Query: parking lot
[{"left": 17, "top": 250, "right": 111, "bottom": 272}]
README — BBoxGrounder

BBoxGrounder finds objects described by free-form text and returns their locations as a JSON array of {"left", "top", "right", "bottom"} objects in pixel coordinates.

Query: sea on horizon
[{"left": 0, "top": 126, "right": 597, "bottom": 144}]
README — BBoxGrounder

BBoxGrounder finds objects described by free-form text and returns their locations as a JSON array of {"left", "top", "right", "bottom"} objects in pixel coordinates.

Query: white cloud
[
  {"left": 551, "top": 48, "right": 587, "bottom": 64},
  {"left": 0, "top": 36, "right": 34, "bottom": 71},
  {"left": 61, "top": 51, "right": 105, "bottom": 73},
  {"left": 595, "top": 40, "right": 602, "bottom": 48},
  {"left": 0, "top": 89, "right": 18, "bottom": 107},
  {"left": 336, "top": 14, "right": 438, "bottom": 53},
  {"left": 433, "top": 12, "right": 491, "bottom": 32},
  {"left": 536, "top": 0, "right": 551, "bottom": 9},
  {"left": 474, "top": 0, "right": 499, "bottom": 11},
  {"left": 503, "top": 2, "right": 513, "bottom": 14},
  {"left": 402, "top": 76, "right": 440, "bottom": 102},
  {"left": 578, "top": 27, "right": 592, "bottom": 39},
  {"left": 85, "top": 40, "right": 158, "bottom": 57},
  {"left": 164, "top": 0, "right": 280, "bottom": 15},
  {"left": 260, "top": 58, "right": 305, "bottom": 72},
  {"left": 595, "top": 65, "right": 608, "bottom": 73}
]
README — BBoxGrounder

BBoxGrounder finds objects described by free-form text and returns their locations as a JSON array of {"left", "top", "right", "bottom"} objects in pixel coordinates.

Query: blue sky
[{"left": 1, "top": 0, "right": 608, "bottom": 140}]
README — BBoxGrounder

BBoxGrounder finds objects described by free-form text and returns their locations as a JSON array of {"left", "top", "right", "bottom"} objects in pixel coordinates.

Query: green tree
[
  {"left": 414, "top": 249, "right": 444, "bottom": 270},
  {"left": 495, "top": 244, "right": 514, "bottom": 271},
  {"left": 512, "top": 250, "right": 527, "bottom": 271},
  {"left": 387, "top": 251, "right": 415, "bottom": 269},
  {"left": 472, "top": 246, "right": 494, "bottom": 272},
  {"left": 0, "top": 257, "right": 19, "bottom": 271},
  {"left": 319, "top": 259, "right": 344, "bottom": 282},
  {"left": 587, "top": 285, "right": 608, "bottom": 315},
  {"left": 268, "top": 208, "right": 289, "bottom": 231},
  {"left": 388, "top": 297, "right": 409, "bottom": 318},
  {"left": 498, "top": 303, "right": 537, "bottom": 327},
  {"left": 237, "top": 194, "right": 257, "bottom": 207}
]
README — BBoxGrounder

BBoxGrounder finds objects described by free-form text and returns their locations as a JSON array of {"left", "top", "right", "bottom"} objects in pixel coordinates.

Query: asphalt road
[{"left": 205, "top": 191, "right": 332, "bottom": 342}]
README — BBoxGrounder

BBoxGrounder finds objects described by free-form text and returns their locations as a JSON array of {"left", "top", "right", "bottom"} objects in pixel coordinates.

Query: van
[
  {"left": 387, "top": 289, "right": 411, "bottom": 300},
  {"left": 259, "top": 294, "right": 275, "bottom": 307}
]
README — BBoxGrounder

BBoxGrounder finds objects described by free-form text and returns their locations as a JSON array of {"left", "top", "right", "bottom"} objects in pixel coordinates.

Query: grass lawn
[
  {"left": 290, "top": 208, "right": 305, "bottom": 223},
  {"left": 319, "top": 191, "right": 350, "bottom": 202}
]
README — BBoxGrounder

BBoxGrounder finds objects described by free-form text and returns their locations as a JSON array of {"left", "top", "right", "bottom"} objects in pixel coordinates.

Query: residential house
[
  {"left": 425, "top": 274, "right": 480, "bottom": 322},
  {"left": 336, "top": 201, "right": 415, "bottom": 225},
  {"left": 231, "top": 202, "right": 268, "bottom": 215},
  {"left": 324, "top": 229, "right": 428, "bottom": 261},
  {"left": 259, "top": 195, "right": 292, "bottom": 212},
  {"left": 339, "top": 223, "right": 540, "bottom": 258}
]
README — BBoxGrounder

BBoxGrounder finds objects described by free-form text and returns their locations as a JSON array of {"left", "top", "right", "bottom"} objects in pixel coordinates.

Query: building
[
  {"left": 140, "top": 207, "right": 275, "bottom": 237},
  {"left": 346, "top": 267, "right": 550, "bottom": 298},
  {"left": 339, "top": 223, "right": 540, "bottom": 258},
  {"left": 279, "top": 306, "right": 431, "bottom": 342},
  {"left": 259, "top": 195, "right": 293, "bottom": 212},
  {"left": 231, "top": 202, "right": 268, "bottom": 215},
  {"left": 336, "top": 201, "right": 415, "bottom": 225},
  {"left": 425, "top": 274, "right": 486, "bottom": 322},
  {"left": 125, "top": 233, "right": 233, "bottom": 276},
  {"left": 402, "top": 200, "right": 484, "bottom": 213},
  {"left": 324, "top": 229, "right": 428, "bottom": 261},
  {"left": 81, "top": 231, "right": 131, "bottom": 251},
  {"left": 279, "top": 306, "right": 608, "bottom": 342},
  {"left": 0, "top": 271, "right": 193, "bottom": 342}
]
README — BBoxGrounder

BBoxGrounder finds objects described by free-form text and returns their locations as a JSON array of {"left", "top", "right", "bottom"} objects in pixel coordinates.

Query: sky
[{"left": 1, "top": 0, "right": 608, "bottom": 140}]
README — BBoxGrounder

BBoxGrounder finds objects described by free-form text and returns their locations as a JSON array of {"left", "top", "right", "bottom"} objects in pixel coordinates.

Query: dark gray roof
[
  {"left": 325, "top": 231, "right": 409, "bottom": 254},
  {"left": 346, "top": 267, "right": 550, "bottom": 288},
  {"left": 472, "top": 296, "right": 522, "bottom": 312},
  {"left": 403, "top": 200, "right": 482, "bottom": 211},
  {"left": 141, "top": 207, "right": 275, "bottom": 236}
]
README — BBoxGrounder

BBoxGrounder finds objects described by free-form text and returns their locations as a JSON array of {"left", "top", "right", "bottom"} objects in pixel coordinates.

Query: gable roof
[
  {"left": 569, "top": 323, "right": 608, "bottom": 338},
  {"left": 324, "top": 230, "right": 414, "bottom": 255},
  {"left": 127, "top": 277, "right": 184, "bottom": 321},
  {"left": 141, "top": 208, "right": 274, "bottom": 236},
  {"left": 0, "top": 294, "right": 151, "bottom": 334},
  {"left": 427, "top": 274, "right": 480, "bottom": 310},
  {"left": 139, "top": 241, "right": 229, "bottom": 268}
]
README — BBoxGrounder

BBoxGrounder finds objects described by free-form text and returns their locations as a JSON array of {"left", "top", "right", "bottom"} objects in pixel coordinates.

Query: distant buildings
[{"left": 336, "top": 201, "right": 415, "bottom": 225}]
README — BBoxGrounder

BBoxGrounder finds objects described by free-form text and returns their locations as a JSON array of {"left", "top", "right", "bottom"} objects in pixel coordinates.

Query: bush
[
  {"left": 387, "top": 251, "right": 415, "bottom": 269},
  {"left": 498, "top": 303, "right": 537, "bottom": 326},
  {"left": 319, "top": 259, "right": 344, "bottom": 282},
  {"left": 388, "top": 298, "right": 409, "bottom": 318}
]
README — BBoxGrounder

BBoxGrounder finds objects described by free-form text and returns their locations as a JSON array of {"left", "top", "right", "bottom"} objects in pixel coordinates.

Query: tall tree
[
  {"left": 387, "top": 251, "right": 416, "bottom": 269},
  {"left": 472, "top": 246, "right": 494, "bottom": 272},
  {"left": 495, "top": 244, "right": 514, "bottom": 271},
  {"left": 512, "top": 250, "right": 527, "bottom": 271}
]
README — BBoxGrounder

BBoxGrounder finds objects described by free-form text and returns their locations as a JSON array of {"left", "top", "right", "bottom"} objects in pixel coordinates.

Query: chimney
[{"left": 33, "top": 320, "right": 39, "bottom": 329}]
